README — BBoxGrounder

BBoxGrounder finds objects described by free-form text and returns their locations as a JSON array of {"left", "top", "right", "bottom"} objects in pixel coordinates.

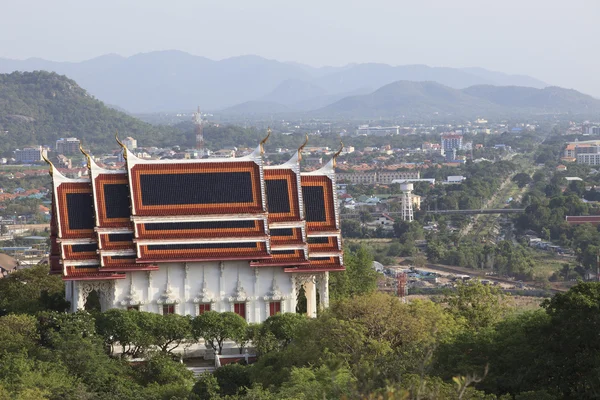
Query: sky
[{"left": 1, "top": 0, "right": 599, "bottom": 96}]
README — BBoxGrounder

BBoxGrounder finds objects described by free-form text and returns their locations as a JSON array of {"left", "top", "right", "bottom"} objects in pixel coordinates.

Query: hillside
[
  {"left": 219, "top": 100, "right": 291, "bottom": 116},
  {"left": 0, "top": 71, "right": 187, "bottom": 155},
  {"left": 315, "top": 81, "right": 496, "bottom": 118},
  {"left": 259, "top": 79, "right": 328, "bottom": 106},
  {"left": 463, "top": 85, "right": 600, "bottom": 113},
  {"left": 314, "top": 81, "right": 600, "bottom": 119},
  {"left": 0, "top": 51, "right": 549, "bottom": 113}
]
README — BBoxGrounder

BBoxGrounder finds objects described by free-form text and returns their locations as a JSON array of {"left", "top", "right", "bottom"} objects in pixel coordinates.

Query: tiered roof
[
  {"left": 299, "top": 147, "right": 344, "bottom": 273},
  {"left": 48, "top": 132, "right": 344, "bottom": 280}
]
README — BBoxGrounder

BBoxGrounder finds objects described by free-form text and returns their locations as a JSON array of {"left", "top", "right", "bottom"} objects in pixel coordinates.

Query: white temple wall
[{"left": 77, "top": 261, "right": 298, "bottom": 323}]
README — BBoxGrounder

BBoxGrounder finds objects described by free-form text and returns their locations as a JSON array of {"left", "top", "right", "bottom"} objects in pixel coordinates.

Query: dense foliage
[{"left": 0, "top": 71, "right": 190, "bottom": 155}]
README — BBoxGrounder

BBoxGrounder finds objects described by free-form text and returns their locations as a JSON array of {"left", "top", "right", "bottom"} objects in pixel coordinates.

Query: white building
[
  {"left": 583, "top": 126, "right": 600, "bottom": 135},
  {"left": 441, "top": 133, "right": 463, "bottom": 151},
  {"left": 48, "top": 137, "right": 344, "bottom": 321},
  {"left": 356, "top": 126, "right": 400, "bottom": 136},
  {"left": 56, "top": 138, "right": 81, "bottom": 154},
  {"left": 122, "top": 137, "right": 137, "bottom": 150},
  {"left": 14, "top": 146, "right": 47, "bottom": 163}
]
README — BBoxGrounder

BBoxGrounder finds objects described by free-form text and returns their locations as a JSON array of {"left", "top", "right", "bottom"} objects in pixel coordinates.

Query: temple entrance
[
  {"left": 294, "top": 275, "right": 318, "bottom": 318},
  {"left": 296, "top": 286, "right": 307, "bottom": 314},
  {"left": 84, "top": 290, "right": 101, "bottom": 312}
]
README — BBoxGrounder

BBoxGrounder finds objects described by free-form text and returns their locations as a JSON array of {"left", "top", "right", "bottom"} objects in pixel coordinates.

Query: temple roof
[{"left": 47, "top": 134, "right": 345, "bottom": 278}]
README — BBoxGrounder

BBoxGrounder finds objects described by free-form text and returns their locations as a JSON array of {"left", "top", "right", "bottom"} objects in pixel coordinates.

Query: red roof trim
[
  {"left": 63, "top": 274, "right": 126, "bottom": 281},
  {"left": 101, "top": 265, "right": 159, "bottom": 272},
  {"left": 250, "top": 259, "right": 311, "bottom": 267},
  {"left": 284, "top": 266, "right": 346, "bottom": 273},
  {"left": 136, "top": 255, "right": 273, "bottom": 263}
]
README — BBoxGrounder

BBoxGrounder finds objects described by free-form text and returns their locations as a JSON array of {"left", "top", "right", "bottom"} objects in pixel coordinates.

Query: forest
[{"left": 1, "top": 248, "right": 600, "bottom": 399}]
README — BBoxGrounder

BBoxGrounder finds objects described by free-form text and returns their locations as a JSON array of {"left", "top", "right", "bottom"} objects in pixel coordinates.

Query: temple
[{"left": 47, "top": 132, "right": 344, "bottom": 321}]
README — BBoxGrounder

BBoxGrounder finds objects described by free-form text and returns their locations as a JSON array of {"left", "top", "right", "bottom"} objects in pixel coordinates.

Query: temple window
[
  {"left": 198, "top": 303, "right": 211, "bottom": 315},
  {"left": 269, "top": 301, "right": 282, "bottom": 316},
  {"left": 234, "top": 302, "right": 246, "bottom": 320},
  {"left": 127, "top": 305, "right": 139, "bottom": 311},
  {"left": 162, "top": 304, "right": 175, "bottom": 315}
]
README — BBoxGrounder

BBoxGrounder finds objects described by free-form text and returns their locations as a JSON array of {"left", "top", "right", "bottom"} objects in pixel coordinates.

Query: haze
[{"left": 1, "top": 0, "right": 598, "bottom": 97}]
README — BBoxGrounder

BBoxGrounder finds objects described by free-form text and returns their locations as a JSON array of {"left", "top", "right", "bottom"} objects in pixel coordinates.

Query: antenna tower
[
  {"left": 194, "top": 106, "right": 204, "bottom": 151},
  {"left": 397, "top": 272, "right": 408, "bottom": 303}
]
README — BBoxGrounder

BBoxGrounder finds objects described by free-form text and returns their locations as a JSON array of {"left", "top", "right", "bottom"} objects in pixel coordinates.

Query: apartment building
[
  {"left": 14, "top": 146, "right": 46, "bottom": 163},
  {"left": 56, "top": 138, "right": 80, "bottom": 155},
  {"left": 336, "top": 170, "right": 420, "bottom": 185}
]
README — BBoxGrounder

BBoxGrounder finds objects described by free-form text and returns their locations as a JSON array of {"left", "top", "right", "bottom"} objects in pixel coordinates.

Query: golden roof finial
[
  {"left": 41, "top": 152, "right": 54, "bottom": 177},
  {"left": 297, "top": 134, "right": 309, "bottom": 161},
  {"left": 332, "top": 141, "right": 344, "bottom": 168},
  {"left": 260, "top": 127, "right": 272, "bottom": 154},
  {"left": 115, "top": 130, "right": 127, "bottom": 160},
  {"left": 79, "top": 142, "right": 91, "bottom": 170}
]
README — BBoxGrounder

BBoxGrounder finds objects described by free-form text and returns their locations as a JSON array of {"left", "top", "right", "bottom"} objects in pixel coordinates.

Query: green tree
[
  {"left": 151, "top": 313, "right": 192, "bottom": 354},
  {"left": 446, "top": 280, "right": 507, "bottom": 331},
  {"left": 233, "top": 323, "right": 259, "bottom": 354},
  {"left": 0, "top": 264, "right": 68, "bottom": 315},
  {"left": 255, "top": 313, "right": 307, "bottom": 354},
  {"left": 191, "top": 372, "right": 220, "bottom": 400},
  {"left": 96, "top": 308, "right": 144, "bottom": 356},
  {"left": 329, "top": 245, "right": 378, "bottom": 300},
  {"left": 192, "top": 311, "right": 247, "bottom": 354},
  {"left": 540, "top": 282, "right": 600, "bottom": 398},
  {"left": 135, "top": 352, "right": 194, "bottom": 386},
  {"left": 0, "top": 314, "right": 39, "bottom": 355},
  {"left": 512, "top": 172, "right": 532, "bottom": 188},
  {"left": 212, "top": 363, "right": 251, "bottom": 397}
]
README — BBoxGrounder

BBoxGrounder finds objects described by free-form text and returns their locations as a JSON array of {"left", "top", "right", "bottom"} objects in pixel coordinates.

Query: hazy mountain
[
  {"left": 459, "top": 67, "right": 547, "bottom": 88},
  {"left": 0, "top": 51, "right": 550, "bottom": 113},
  {"left": 463, "top": 85, "right": 600, "bottom": 112},
  {"left": 0, "top": 71, "right": 184, "bottom": 154},
  {"left": 219, "top": 100, "right": 291, "bottom": 116},
  {"left": 315, "top": 81, "right": 600, "bottom": 118},
  {"left": 290, "top": 87, "right": 374, "bottom": 112},
  {"left": 260, "top": 79, "right": 327, "bottom": 106},
  {"left": 316, "top": 81, "right": 496, "bottom": 118}
]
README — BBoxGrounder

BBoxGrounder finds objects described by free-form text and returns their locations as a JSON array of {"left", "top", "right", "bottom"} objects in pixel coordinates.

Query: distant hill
[
  {"left": 260, "top": 79, "right": 327, "bottom": 106},
  {"left": 463, "top": 85, "right": 600, "bottom": 113},
  {"left": 315, "top": 81, "right": 495, "bottom": 118},
  {"left": 0, "top": 51, "right": 549, "bottom": 113},
  {"left": 220, "top": 100, "right": 291, "bottom": 116},
  {"left": 0, "top": 71, "right": 185, "bottom": 155},
  {"left": 314, "top": 81, "right": 600, "bottom": 119}
]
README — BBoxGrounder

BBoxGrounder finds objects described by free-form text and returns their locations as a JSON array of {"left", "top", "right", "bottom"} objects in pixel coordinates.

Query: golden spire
[
  {"left": 297, "top": 134, "right": 309, "bottom": 161},
  {"left": 260, "top": 127, "right": 272, "bottom": 154},
  {"left": 332, "top": 141, "right": 344, "bottom": 168},
  {"left": 41, "top": 152, "right": 54, "bottom": 177},
  {"left": 115, "top": 130, "right": 127, "bottom": 160},
  {"left": 79, "top": 142, "right": 91, "bottom": 170}
]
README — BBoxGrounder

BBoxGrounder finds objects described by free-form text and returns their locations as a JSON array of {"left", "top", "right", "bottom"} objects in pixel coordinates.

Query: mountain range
[
  {"left": 0, "top": 51, "right": 550, "bottom": 113},
  {"left": 308, "top": 81, "right": 600, "bottom": 119}
]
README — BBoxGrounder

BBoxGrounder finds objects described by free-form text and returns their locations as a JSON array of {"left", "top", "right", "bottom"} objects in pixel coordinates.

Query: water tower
[{"left": 400, "top": 182, "right": 414, "bottom": 222}]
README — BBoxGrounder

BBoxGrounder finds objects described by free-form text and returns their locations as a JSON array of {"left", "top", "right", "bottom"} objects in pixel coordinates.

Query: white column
[
  {"left": 318, "top": 272, "right": 330, "bottom": 309},
  {"left": 219, "top": 261, "right": 225, "bottom": 312},
  {"left": 305, "top": 276, "right": 317, "bottom": 318},
  {"left": 289, "top": 275, "right": 297, "bottom": 314},
  {"left": 146, "top": 271, "right": 153, "bottom": 313},
  {"left": 73, "top": 281, "right": 84, "bottom": 312},
  {"left": 254, "top": 268, "right": 261, "bottom": 322},
  {"left": 183, "top": 263, "right": 190, "bottom": 315}
]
